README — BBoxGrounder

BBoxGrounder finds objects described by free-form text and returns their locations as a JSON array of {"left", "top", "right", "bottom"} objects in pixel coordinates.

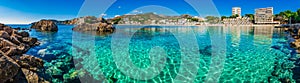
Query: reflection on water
[{"left": 9, "top": 24, "right": 291, "bottom": 82}]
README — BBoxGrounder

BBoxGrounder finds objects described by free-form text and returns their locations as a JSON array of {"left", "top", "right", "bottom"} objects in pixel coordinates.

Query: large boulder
[
  {"left": 97, "top": 23, "right": 115, "bottom": 33},
  {"left": 72, "top": 23, "right": 98, "bottom": 31},
  {"left": 0, "top": 55, "right": 20, "bottom": 83},
  {"left": 22, "top": 37, "right": 38, "bottom": 46},
  {"left": 14, "top": 55, "right": 44, "bottom": 71},
  {"left": 31, "top": 20, "right": 58, "bottom": 31},
  {"left": 0, "top": 31, "right": 10, "bottom": 39}
]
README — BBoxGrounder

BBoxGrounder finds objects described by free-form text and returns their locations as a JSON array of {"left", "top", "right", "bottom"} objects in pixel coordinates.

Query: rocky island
[
  {"left": 31, "top": 20, "right": 58, "bottom": 32},
  {"left": 72, "top": 16, "right": 115, "bottom": 33}
]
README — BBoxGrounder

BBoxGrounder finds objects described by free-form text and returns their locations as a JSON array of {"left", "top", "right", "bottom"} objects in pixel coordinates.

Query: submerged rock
[
  {"left": 31, "top": 20, "right": 58, "bottom": 32},
  {"left": 279, "top": 77, "right": 292, "bottom": 83},
  {"left": 271, "top": 45, "right": 281, "bottom": 50}
]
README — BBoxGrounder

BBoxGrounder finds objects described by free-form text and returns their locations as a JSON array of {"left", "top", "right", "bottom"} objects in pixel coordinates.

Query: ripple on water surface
[{"left": 17, "top": 25, "right": 292, "bottom": 83}]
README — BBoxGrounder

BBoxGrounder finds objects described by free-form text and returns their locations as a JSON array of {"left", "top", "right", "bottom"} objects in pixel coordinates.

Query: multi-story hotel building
[
  {"left": 232, "top": 7, "right": 241, "bottom": 18},
  {"left": 255, "top": 7, "right": 274, "bottom": 23}
]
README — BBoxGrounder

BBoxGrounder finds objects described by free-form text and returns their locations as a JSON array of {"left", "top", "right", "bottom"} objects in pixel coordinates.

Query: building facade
[
  {"left": 232, "top": 7, "right": 241, "bottom": 18},
  {"left": 223, "top": 17, "right": 253, "bottom": 25},
  {"left": 255, "top": 7, "right": 274, "bottom": 24}
]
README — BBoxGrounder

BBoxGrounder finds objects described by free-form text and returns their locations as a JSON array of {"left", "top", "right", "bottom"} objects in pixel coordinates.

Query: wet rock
[
  {"left": 31, "top": 20, "right": 58, "bottom": 32},
  {"left": 20, "top": 68, "right": 50, "bottom": 83},
  {"left": 279, "top": 77, "right": 292, "bottom": 83},
  {"left": 0, "top": 55, "right": 20, "bottom": 83},
  {"left": 22, "top": 37, "right": 38, "bottom": 46},
  {"left": 3, "top": 26, "right": 13, "bottom": 35},
  {"left": 10, "top": 36, "right": 21, "bottom": 45},
  {"left": 12, "top": 27, "right": 21, "bottom": 30},
  {"left": 0, "top": 31, "right": 10, "bottom": 40},
  {"left": 17, "top": 43, "right": 31, "bottom": 53},
  {"left": 14, "top": 55, "right": 44, "bottom": 71},
  {"left": 5, "top": 47, "right": 19, "bottom": 56},
  {"left": 0, "top": 38, "right": 17, "bottom": 47},
  {"left": 18, "top": 31, "right": 29, "bottom": 37},
  {"left": 271, "top": 45, "right": 281, "bottom": 50}
]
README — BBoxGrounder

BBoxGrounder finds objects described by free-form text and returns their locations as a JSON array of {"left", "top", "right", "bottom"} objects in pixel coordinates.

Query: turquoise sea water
[{"left": 9, "top": 25, "right": 293, "bottom": 83}]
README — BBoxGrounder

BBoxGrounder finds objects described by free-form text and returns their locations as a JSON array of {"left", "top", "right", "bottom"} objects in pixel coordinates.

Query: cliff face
[
  {"left": 31, "top": 20, "right": 58, "bottom": 31},
  {"left": 0, "top": 23, "right": 50, "bottom": 83}
]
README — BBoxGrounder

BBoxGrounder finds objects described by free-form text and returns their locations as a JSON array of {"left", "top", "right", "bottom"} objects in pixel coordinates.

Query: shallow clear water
[{"left": 9, "top": 25, "right": 292, "bottom": 82}]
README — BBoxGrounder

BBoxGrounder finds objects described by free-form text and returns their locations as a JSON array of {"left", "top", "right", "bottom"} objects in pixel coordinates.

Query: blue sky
[{"left": 0, "top": 0, "right": 299, "bottom": 24}]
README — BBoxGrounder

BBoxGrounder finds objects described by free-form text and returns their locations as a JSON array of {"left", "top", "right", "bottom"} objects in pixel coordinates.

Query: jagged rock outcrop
[
  {"left": 0, "top": 23, "right": 50, "bottom": 83},
  {"left": 0, "top": 55, "right": 20, "bottom": 83},
  {"left": 72, "top": 17, "right": 115, "bottom": 33},
  {"left": 31, "top": 20, "right": 58, "bottom": 31},
  {"left": 97, "top": 23, "right": 115, "bottom": 33},
  {"left": 288, "top": 25, "right": 300, "bottom": 53}
]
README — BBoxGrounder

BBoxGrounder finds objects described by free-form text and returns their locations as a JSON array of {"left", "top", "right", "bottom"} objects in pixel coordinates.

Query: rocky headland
[
  {"left": 31, "top": 20, "right": 58, "bottom": 32},
  {"left": 0, "top": 23, "right": 50, "bottom": 83}
]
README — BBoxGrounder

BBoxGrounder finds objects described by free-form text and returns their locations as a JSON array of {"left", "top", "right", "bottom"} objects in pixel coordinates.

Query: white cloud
[
  {"left": 114, "top": 15, "right": 120, "bottom": 17},
  {"left": 131, "top": 10, "right": 143, "bottom": 14},
  {"left": 100, "top": 13, "right": 107, "bottom": 17}
]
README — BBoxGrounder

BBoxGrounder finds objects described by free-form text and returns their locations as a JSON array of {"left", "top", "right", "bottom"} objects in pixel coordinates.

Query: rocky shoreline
[
  {"left": 282, "top": 25, "right": 300, "bottom": 82},
  {"left": 0, "top": 23, "right": 50, "bottom": 83}
]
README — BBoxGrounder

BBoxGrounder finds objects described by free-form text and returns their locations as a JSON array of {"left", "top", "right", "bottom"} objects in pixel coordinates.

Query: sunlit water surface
[{"left": 10, "top": 25, "right": 291, "bottom": 83}]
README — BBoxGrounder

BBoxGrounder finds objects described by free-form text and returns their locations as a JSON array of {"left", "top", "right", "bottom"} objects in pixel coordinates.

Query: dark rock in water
[
  {"left": 18, "top": 31, "right": 30, "bottom": 37},
  {"left": 271, "top": 45, "right": 281, "bottom": 50},
  {"left": 22, "top": 37, "right": 38, "bottom": 46},
  {"left": 288, "top": 57, "right": 298, "bottom": 61},
  {"left": 199, "top": 45, "right": 212, "bottom": 56},
  {"left": 31, "top": 20, "right": 58, "bottom": 32},
  {"left": 12, "top": 27, "right": 21, "bottom": 30},
  {"left": 281, "top": 62, "right": 295, "bottom": 70},
  {"left": 271, "top": 69, "right": 280, "bottom": 77},
  {"left": 279, "top": 77, "right": 292, "bottom": 83}
]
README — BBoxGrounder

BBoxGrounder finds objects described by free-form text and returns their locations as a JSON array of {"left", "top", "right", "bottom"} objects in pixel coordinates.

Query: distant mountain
[
  {"left": 31, "top": 13, "right": 200, "bottom": 25},
  {"left": 115, "top": 12, "right": 199, "bottom": 24}
]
